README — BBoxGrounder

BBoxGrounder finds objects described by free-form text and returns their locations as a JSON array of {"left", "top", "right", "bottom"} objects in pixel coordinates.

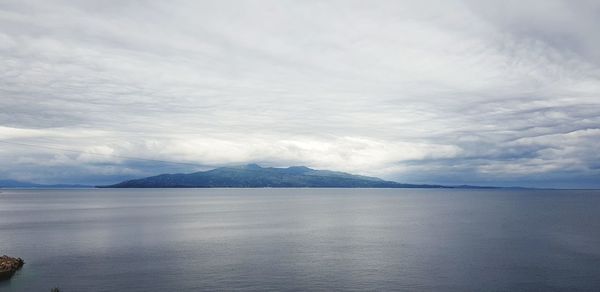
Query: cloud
[{"left": 0, "top": 0, "right": 599, "bottom": 187}]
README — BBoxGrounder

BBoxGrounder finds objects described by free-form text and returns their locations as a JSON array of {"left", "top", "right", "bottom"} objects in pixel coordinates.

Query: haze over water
[{"left": 1, "top": 188, "right": 599, "bottom": 291}]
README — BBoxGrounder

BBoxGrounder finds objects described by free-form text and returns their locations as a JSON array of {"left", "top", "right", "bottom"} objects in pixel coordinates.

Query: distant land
[
  {"left": 100, "top": 164, "right": 503, "bottom": 189},
  {"left": 0, "top": 179, "right": 91, "bottom": 189}
]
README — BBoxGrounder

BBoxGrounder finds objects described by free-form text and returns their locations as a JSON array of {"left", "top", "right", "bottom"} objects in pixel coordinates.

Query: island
[
  {"left": 0, "top": 255, "right": 24, "bottom": 281},
  {"left": 100, "top": 164, "right": 449, "bottom": 188}
]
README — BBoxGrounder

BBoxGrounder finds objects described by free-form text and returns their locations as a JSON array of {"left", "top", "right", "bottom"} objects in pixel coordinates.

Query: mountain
[
  {"left": 101, "top": 164, "right": 447, "bottom": 188},
  {"left": 0, "top": 179, "right": 91, "bottom": 188}
]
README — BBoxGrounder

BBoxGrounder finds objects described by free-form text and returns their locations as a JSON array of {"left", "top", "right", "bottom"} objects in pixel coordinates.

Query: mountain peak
[{"left": 243, "top": 163, "right": 263, "bottom": 170}]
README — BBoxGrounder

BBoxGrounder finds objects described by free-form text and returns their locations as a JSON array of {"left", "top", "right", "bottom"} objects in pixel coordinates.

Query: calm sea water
[{"left": 0, "top": 188, "right": 599, "bottom": 291}]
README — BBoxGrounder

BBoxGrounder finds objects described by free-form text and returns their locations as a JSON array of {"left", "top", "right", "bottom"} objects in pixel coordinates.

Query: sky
[{"left": 1, "top": 0, "right": 599, "bottom": 188}]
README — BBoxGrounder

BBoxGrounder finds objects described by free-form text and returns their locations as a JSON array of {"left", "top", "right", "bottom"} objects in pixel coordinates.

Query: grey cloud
[
  {"left": 466, "top": 0, "right": 600, "bottom": 65},
  {"left": 0, "top": 0, "right": 599, "bottom": 187}
]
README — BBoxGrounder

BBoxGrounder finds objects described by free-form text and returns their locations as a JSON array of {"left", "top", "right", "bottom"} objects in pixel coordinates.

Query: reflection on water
[{"left": 1, "top": 188, "right": 599, "bottom": 291}]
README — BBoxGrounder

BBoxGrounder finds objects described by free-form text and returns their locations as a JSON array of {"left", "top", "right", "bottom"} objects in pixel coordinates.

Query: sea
[{"left": 1, "top": 188, "right": 599, "bottom": 291}]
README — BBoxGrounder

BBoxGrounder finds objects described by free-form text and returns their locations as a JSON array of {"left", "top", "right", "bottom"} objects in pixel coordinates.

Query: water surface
[{"left": 1, "top": 188, "right": 599, "bottom": 291}]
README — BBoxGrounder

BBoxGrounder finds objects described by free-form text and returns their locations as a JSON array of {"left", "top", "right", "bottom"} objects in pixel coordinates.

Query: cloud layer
[{"left": 1, "top": 0, "right": 599, "bottom": 187}]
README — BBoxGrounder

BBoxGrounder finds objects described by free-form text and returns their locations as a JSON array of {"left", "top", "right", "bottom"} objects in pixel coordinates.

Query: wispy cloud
[{"left": 0, "top": 0, "right": 599, "bottom": 187}]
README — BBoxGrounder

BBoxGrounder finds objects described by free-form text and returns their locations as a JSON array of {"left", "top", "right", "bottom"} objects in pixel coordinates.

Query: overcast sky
[{"left": 1, "top": 0, "right": 599, "bottom": 187}]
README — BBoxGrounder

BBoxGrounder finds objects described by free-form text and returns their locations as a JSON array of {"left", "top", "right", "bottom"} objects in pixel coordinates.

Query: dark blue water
[{"left": 1, "top": 188, "right": 599, "bottom": 291}]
